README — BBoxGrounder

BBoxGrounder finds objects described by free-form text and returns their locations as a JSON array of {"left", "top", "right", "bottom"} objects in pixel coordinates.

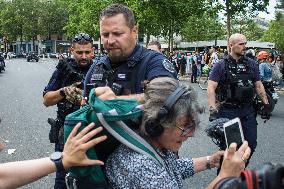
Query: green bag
[{"left": 64, "top": 89, "right": 164, "bottom": 185}]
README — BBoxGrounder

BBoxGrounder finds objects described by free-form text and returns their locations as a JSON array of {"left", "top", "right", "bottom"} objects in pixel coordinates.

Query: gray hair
[
  {"left": 140, "top": 77, "right": 204, "bottom": 136},
  {"left": 100, "top": 3, "right": 136, "bottom": 29}
]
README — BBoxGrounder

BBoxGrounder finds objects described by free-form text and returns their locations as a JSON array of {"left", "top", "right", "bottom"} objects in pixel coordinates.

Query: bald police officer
[{"left": 207, "top": 33, "right": 269, "bottom": 166}]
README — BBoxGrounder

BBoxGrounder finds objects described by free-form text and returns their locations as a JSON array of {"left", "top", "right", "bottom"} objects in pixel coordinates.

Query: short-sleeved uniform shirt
[
  {"left": 209, "top": 55, "right": 260, "bottom": 83},
  {"left": 84, "top": 44, "right": 177, "bottom": 96}
]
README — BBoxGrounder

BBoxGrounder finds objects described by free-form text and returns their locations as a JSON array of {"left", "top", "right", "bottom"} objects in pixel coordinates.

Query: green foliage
[
  {"left": 127, "top": 0, "right": 206, "bottom": 51},
  {"left": 64, "top": 0, "right": 115, "bottom": 39},
  {"left": 231, "top": 16, "right": 265, "bottom": 41},
  {"left": 0, "top": 0, "right": 68, "bottom": 43},
  {"left": 262, "top": 12, "right": 284, "bottom": 51},
  {"left": 181, "top": 12, "right": 226, "bottom": 42},
  {"left": 38, "top": 0, "right": 68, "bottom": 39},
  {"left": 0, "top": 0, "right": 273, "bottom": 51},
  {"left": 212, "top": 0, "right": 269, "bottom": 38},
  {"left": 0, "top": 0, "right": 25, "bottom": 42}
]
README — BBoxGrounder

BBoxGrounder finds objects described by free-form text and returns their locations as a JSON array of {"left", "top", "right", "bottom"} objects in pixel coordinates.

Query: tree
[
  {"left": 22, "top": 0, "right": 41, "bottom": 51},
  {"left": 0, "top": 0, "right": 29, "bottom": 51},
  {"left": 211, "top": 0, "right": 269, "bottom": 49},
  {"left": 38, "top": 0, "right": 68, "bottom": 40},
  {"left": 64, "top": 0, "right": 114, "bottom": 39},
  {"left": 262, "top": 12, "right": 284, "bottom": 51},
  {"left": 127, "top": 0, "right": 206, "bottom": 52},
  {"left": 181, "top": 12, "right": 226, "bottom": 43},
  {"left": 64, "top": 0, "right": 208, "bottom": 52},
  {"left": 230, "top": 15, "right": 265, "bottom": 41}
]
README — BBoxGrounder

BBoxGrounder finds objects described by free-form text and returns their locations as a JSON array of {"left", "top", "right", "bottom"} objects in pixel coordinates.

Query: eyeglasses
[
  {"left": 73, "top": 33, "right": 93, "bottom": 43},
  {"left": 238, "top": 42, "right": 247, "bottom": 46},
  {"left": 175, "top": 124, "right": 195, "bottom": 137}
]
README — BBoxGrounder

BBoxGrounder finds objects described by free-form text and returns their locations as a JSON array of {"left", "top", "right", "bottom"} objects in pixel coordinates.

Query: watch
[
  {"left": 50, "top": 152, "right": 65, "bottom": 172},
  {"left": 59, "top": 88, "right": 66, "bottom": 98}
]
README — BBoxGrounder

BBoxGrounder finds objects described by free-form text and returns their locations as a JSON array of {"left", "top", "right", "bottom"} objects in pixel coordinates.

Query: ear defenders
[{"left": 145, "top": 86, "right": 187, "bottom": 137}]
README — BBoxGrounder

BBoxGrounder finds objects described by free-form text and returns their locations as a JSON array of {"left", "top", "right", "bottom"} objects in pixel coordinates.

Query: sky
[{"left": 258, "top": 0, "right": 279, "bottom": 20}]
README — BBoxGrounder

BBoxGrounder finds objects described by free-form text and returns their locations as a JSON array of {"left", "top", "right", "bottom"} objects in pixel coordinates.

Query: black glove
[
  {"left": 209, "top": 107, "right": 219, "bottom": 122},
  {"left": 261, "top": 103, "right": 271, "bottom": 120}
]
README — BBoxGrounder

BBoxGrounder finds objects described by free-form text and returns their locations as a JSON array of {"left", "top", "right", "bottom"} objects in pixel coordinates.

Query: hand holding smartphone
[{"left": 223, "top": 117, "right": 244, "bottom": 149}]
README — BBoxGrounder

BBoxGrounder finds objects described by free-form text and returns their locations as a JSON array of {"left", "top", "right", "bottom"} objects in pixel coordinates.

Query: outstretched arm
[{"left": 0, "top": 123, "right": 107, "bottom": 189}]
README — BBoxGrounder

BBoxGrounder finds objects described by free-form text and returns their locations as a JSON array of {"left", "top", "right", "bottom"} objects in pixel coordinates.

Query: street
[{"left": 0, "top": 58, "right": 283, "bottom": 189}]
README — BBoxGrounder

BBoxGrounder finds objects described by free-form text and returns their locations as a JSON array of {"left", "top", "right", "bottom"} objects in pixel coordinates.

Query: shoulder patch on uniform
[{"left": 162, "top": 59, "right": 175, "bottom": 73}]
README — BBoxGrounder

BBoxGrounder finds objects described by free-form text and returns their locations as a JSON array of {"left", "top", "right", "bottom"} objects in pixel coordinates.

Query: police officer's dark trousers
[
  {"left": 54, "top": 120, "right": 67, "bottom": 189},
  {"left": 54, "top": 142, "right": 67, "bottom": 189},
  {"left": 217, "top": 104, "right": 257, "bottom": 166},
  {"left": 191, "top": 64, "right": 197, "bottom": 83}
]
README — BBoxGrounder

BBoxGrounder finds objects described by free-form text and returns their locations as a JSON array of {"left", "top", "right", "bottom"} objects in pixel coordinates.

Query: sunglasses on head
[{"left": 73, "top": 33, "right": 93, "bottom": 43}]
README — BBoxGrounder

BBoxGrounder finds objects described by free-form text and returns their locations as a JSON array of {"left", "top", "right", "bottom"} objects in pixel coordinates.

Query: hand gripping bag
[{"left": 64, "top": 89, "right": 164, "bottom": 188}]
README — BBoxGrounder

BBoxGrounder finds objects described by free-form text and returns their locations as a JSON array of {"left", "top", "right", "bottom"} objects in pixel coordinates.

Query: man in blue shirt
[
  {"left": 258, "top": 51, "right": 272, "bottom": 82},
  {"left": 84, "top": 4, "right": 177, "bottom": 103}
]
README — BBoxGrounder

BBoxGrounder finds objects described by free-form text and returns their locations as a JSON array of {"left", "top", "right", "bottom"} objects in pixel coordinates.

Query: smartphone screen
[{"left": 224, "top": 122, "right": 243, "bottom": 149}]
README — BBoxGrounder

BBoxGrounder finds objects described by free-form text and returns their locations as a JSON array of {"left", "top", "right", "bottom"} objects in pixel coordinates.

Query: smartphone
[{"left": 223, "top": 117, "right": 244, "bottom": 149}]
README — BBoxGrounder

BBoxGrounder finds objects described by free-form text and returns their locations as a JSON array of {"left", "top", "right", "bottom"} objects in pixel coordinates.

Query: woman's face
[{"left": 152, "top": 116, "right": 195, "bottom": 152}]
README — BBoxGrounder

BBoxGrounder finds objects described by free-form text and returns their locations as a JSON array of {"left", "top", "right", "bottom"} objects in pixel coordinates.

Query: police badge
[{"left": 162, "top": 59, "right": 175, "bottom": 73}]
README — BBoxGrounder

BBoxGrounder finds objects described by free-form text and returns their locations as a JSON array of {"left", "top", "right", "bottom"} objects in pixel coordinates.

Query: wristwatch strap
[
  {"left": 54, "top": 159, "right": 65, "bottom": 172},
  {"left": 50, "top": 152, "right": 65, "bottom": 172},
  {"left": 59, "top": 88, "right": 66, "bottom": 98}
]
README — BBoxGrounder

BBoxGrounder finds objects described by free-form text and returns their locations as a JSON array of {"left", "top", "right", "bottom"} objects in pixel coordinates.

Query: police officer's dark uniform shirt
[
  {"left": 43, "top": 59, "right": 90, "bottom": 119},
  {"left": 209, "top": 55, "right": 260, "bottom": 161},
  {"left": 209, "top": 55, "right": 260, "bottom": 84},
  {"left": 84, "top": 44, "right": 177, "bottom": 96}
]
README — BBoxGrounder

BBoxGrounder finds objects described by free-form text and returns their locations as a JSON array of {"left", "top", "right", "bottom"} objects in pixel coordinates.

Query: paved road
[{"left": 0, "top": 58, "right": 283, "bottom": 189}]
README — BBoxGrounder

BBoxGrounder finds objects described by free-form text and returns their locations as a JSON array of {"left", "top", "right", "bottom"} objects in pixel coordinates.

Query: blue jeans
[
  {"left": 54, "top": 143, "right": 67, "bottom": 189},
  {"left": 217, "top": 104, "right": 257, "bottom": 166}
]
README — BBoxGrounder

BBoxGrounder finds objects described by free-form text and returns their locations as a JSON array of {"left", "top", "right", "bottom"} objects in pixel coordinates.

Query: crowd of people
[
  {"left": 167, "top": 47, "right": 221, "bottom": 81},
  {"left": 165, "top": 43, "right": 283, "bottom": 90},
  {"left": 0, "top": 3, "right": 283, "bottom": 189}
]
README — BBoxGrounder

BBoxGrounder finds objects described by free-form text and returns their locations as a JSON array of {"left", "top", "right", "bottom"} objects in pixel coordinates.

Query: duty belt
[{"left": 221, "top": 102, "right": 252, "bottom": 109}]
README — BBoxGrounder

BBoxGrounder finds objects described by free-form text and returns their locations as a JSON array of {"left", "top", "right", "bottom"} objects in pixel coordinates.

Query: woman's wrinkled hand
[
  {"left": 95, "top": 87, "right": 117, "bottom": 100},
  {"left": 210, "top": 151, "right": 225, "bottom": 168}
]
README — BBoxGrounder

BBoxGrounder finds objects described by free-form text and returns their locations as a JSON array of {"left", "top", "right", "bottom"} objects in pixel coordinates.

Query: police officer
[
  {"left": 207, "top": 33, "right": 269, "bottom": 166},
  {"left": 43, "top": 33, "right": 94, "bottom": 189},
  {"left": 84, "top": 3, "right": 177, "bottom": 102}
]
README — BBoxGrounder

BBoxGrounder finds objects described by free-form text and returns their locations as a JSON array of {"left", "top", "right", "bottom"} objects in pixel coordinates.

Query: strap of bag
[{"left": 96, "top": 110, "right": 165, "bottom": 167}]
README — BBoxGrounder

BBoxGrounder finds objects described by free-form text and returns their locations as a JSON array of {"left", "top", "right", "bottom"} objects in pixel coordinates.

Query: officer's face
[
  {"left": 71, "top": 43, "right": 94, "bottom": 67},
  {"left": 100, "top": 14, "right": 138, "bottom": 63},
  {"left": 230, "top": 37, "right": 247, "bottom": 57}
]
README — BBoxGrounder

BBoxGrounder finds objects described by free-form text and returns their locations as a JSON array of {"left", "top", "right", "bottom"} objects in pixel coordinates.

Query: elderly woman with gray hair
[{"left": 104, "top": 77, "right": 251, "bottom": 189}]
